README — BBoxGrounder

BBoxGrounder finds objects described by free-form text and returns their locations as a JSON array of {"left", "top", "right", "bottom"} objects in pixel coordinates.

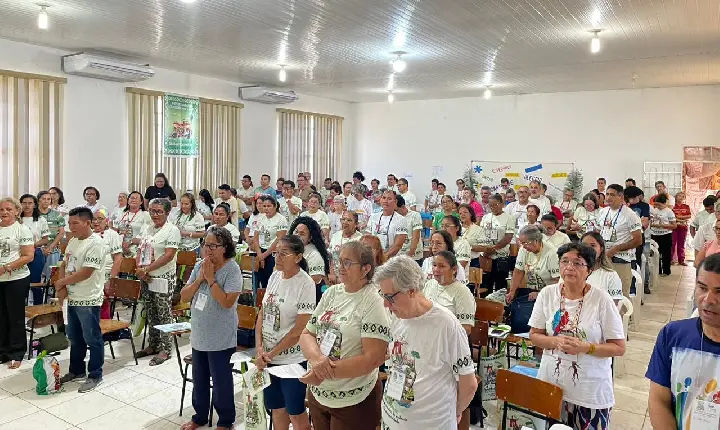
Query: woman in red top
[{"left": 671, "top": 191, "right": 692, "bottom": 265}]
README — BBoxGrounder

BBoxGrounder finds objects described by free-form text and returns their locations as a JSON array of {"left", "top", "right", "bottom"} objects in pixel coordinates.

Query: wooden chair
[
  {"left": 496, "top": 369, "right": 563, "bottom": 429},
  {"left": 468, "top": 267, "right": 488, "bottom": 297},
  {"left": 475, "top": 298, "right": 504, "bottom": 323},
  {"left": 237, "top": 252, "right": 258, "bottom": 294},
  {"left": 119, "top": 257, "right": 137, "bottom": 274},
  {"left": 176, "top": 251, "right": 198, "bottom": 285},
  {"left": 469, "top": 321, "right": 490, "bottom": 429},
  {"left": 24, "top": 303, "right": 62, "bottom": 359},
  {"left": 256, "top": 288, "right": 266, "bottom": 308},
  {"left": 103, "top": 277, "right": 142, "bottom": 365}
]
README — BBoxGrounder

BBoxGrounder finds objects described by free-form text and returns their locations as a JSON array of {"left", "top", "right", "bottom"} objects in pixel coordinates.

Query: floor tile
[
  {"left": 16, "top": 382, "right": 84, "bottom": 409},
  {"left": 0, "top": 370, "right": 37, "bottom": 395},
  {"left": 44, "top": 392, "right": 123, "bottom": 425},
  {"left": 0, "top": 396, "right": 40, "bottom": 425},
  {"left": 611, "top": 409, "right": 646, "bottom": 429},
  {"left": 77, "top": 405, "right": 162, "bottom": 430},
  {"left": 0, "top": 410, "right": 74, "bottom": 429},
  {"left": 97, "top": 373, "right": 173, "bottom": 403},
  {"left": 130, "top": 385, "right": 191, "bottom": 419},
  {"left": 613, "top": 387, "right": 649, "bottom": 414}
]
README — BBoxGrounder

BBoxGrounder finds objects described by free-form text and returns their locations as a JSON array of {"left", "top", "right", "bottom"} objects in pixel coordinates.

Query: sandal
[
  {"left": 134, "top": 348, "right": 158, "bottom": 359},
  {"left": 149, "top": 353, "right": 170, "bottom": 366},
  {"left": 180, "top": 422, "right": 202, "bottom": 430},
  {"left": 7, "top": 360, "right": 21, "bottom": 369}
]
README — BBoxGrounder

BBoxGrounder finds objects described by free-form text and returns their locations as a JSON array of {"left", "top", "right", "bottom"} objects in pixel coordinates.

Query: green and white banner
[{"left": 163, "top": 94, "right": 199, "bottom": 158}]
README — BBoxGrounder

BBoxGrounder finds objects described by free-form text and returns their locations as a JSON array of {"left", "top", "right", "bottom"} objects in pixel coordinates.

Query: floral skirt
[{"left": 561, "top": 401, "right": 611, "bottom": 430}]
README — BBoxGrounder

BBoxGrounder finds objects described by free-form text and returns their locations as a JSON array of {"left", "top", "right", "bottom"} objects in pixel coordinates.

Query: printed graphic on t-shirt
[
  {"left": 383, "top": 338, "right": 419, "bottom": 424},
  {"left": 669, "top": 348, "right": 720, "bottom": 430},
  {"left": 263, "top": 292, "right": 282, "bottom": 332},
  {"left": 0, "top": 239, "right": 10, "bottom": 257},
  {"left": 315, "top": 309, "right": 343, "bottom": 360}
]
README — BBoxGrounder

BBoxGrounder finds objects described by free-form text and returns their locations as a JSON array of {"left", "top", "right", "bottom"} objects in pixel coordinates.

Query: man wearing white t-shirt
[
  {"left": 278, "top": 180, "right": 303, "bottom": 225},
  {"left": 528, "top": 180, "right": 551, "bottom": 215},
  {"left": 238, "top": 175, "right": 255, "bottom": 207},
  {"left": 397, "top": 178, "right": 418, "bottom": 211},
  {"left": 375, "top": 256, "right": 477, "bottom": 430},
  {"left": 693, "top": 200, "right": 720, "bottom": 256},
  {"left": 365, "top": 191, "right": 407, "bottom": 260},
  {"left": 54, "top": 207, "right": 108, "bottom": 393},
  {"left": 396, "top": 196, "right": 424, "bottom": 265},
  {"left": 596, "top": 184, "right": 643, "bottom": 297},
  {"left": 386, "top": 174, "right": 399, "bottom": 192},
  {"left": 506, "top": 186, "right": 530, "bottom": 227},
  {"left": 216, "top": 184, "right": 248, "bottom": 228}
]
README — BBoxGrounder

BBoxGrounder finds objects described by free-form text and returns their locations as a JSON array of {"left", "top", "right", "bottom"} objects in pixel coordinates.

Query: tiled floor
[{"left": 0, "top": 267, "right": 693, "bottom": 429}]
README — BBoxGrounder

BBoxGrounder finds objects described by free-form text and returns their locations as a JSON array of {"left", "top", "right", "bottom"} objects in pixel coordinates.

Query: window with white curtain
[{"left": 0, "top": 70, "right": 64, "bottom": 197}]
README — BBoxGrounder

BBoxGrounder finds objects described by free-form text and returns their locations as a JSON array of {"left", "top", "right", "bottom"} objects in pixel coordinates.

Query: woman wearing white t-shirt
[
  {"left": 0, "top": 197, "right": 34, "bottom": 369},
  {"left": 569, "top": 193, "right": 600, "bottom": 240},
  {"left": 650, "top": 194, "right": 677, "bottom": 277},
  {"left": 458, "top": 204, "right": 483, "bottom": 270},
  {"left": 507, "top": 225, "right": 561, "bottom": 303},
  {"left": 299, "top": 241, "right": 391, "bottom": 430},
  {"left": 542, "top": 213, "right": 571, "bottom": 249},
  {"left": 529, "top": 242, "right": 625, "bottom": 430},
  {"left": 347, "top": 184, "right": 373, "bottom": 231},
  {"left": 290, "top": 217, "right": 331, "bottom": 303},
  {"left": 116, "top": 191, "right": 151, "bottom": 257},
  {"left": 300, "top": 193, "right": 331, "bottom": 243},
  {"left": 421, "top": 231, "right": 467, "bottom": 283},
  {"left": 477, "top": 194, "right": 517, "bottom": 293},
  {"left": 196, "top": 189, "right": 215, "bottom": 223},
  {"left": 80, "top": 186, "right": 107, "bottom": 213},
  {"left": 244, "top": 196, "right": 265, "bottom": 243},
  {"left": 440, "top": 215, "right": 471, "bottom": 273},
  {"left": 328, "top": 212, "right": 363, "bottom": 285},
  {"left": 580, "top": 232, "right": 624, "bottom": 301},
  {"left": 255, "top": 235, "right": 315, "bottom": 430},
  {"left": 171, "top": 193, "right": 206, "bottom": 254},
  {"left": 375, "top": 256, "right": 477, "bottom": 430},
  {"left": 108, "top": 192, "right": 128, "bottom": 229},
  {"left": 207, "top": 203, "right": 241, "bottom": 244},
  {"left": 133, "top": 198, "right": 181, "bottom": 366},
  {"left": 328, "top": 195, "right": 345, "bottom": 237},
  {"left": 423, "top": 251, "right": 476, "bottom": 335},
  {"left": 254, "top": 195, "right": 289, "bottom": 289},
  {"left": 20, "top": 194, "right": 50, "bottom": 306},
  {"left": 91, "top": 208, "right": 123, "bottom": 320}
]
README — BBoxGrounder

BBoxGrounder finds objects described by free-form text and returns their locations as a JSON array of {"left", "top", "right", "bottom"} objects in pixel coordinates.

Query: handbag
[
  {"left": 509, "top": 294, "right": 536, "bottom": 334},
  {"left": 37, "top": 332, "right": 69, "bottom": 354},
  {"left": 478, "top": 342, "right": 506, "bottom": 401},
  {"left": 240, "top": 362, "right": 268, "bottom": 430},
  {"left": 495, "top": 256, "right": 514, "bottom": 273},
  {"left": 479, "top": 256, "right": 493, "bottom": 272}
]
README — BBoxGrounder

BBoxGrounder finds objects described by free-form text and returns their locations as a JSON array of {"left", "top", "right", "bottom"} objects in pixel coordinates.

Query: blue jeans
[
  {"left": 67, "top": 306, "right": 104, "bottom": 380},
  {"left": 192, "top": 347, "right": 236, "bottom": 427},
  {"left": 29, "top": 247, "right": 46, "bottom": 305}
]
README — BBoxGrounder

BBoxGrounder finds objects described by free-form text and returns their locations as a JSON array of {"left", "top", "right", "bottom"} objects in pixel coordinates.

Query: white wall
[
  {"left": 0, "top": 38, "right": 354, "bottom": 207},
  {"left": 354, "top": 86, "right": 720, "bottom": 197}
]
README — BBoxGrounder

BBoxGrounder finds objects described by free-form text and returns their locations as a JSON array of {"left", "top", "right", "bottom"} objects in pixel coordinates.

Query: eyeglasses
[
  {"left": 149, "top": 210, "right": 165, "bottom": 215},
  {"left": 271, "top": 251, "right": 294, "bottom": 258},
  {"left": 559, "top": 259, "right": 587, "bottom": 268},
  {"left": 203, "top": 243, "right": 224, "bottom": 250},
  {"left": 378, "top": 289, "right": 402, "bottom": 304},
  {"left": 338, "top": 259, "right": 362, "bottom": 270}
]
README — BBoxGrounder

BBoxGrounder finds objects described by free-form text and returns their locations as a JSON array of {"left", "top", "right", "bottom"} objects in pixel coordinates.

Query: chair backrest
[
  {"left": 119, "top": 257, "right": 137, "bottom": 274},
  {"left": 256, "top": 288, "right": 266, "bottom": 308},
  {"left": 239, "top": 253, "right": 258, "bottom": 272},
  {"left": 237, "top": 305, "right": 257, "bottom": 330},
  {"left": 59, "top": 240, "right": 68, "bottom": 255},
  {"left": 475, "top": 298, "right": 504, "bottom": 323},
  {"left": 468, "top": 267, "right": 482, "bottom": 286},
  {"left": 470, "top": 320, "right": 489, "bottom": 347},
  {"left": 107, "top": 278, "right": 142, "bottom": 301},
  {"left": 496, "top": 368, "right": 563, "bottom": 421},
  {"left": 617, "top": 295, "right": 633, "bottom": 335},
  {"left": 176, "top": 250, "right": 198, "bottom": 267}
]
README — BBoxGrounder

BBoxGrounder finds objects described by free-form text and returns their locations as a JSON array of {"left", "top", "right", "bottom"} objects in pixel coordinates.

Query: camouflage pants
[{"left": 142, "top": 272, "right": 175, "bottom": 354}]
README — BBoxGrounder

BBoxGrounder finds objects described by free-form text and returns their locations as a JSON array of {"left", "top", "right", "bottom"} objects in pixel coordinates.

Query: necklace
[{"left": 552, "top": 283, "right": 589, "bottom": 336}]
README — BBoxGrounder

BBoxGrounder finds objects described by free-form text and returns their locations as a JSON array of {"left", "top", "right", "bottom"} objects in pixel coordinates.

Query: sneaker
[
  {"left": 59, "top": 373, "right": 86, "bottom": 384},
  {"left": 78, "top": 377, "right": 103, "bottom": 393},
  {"left": 644, "top": 287, "right": 652, "bottom": 295}
]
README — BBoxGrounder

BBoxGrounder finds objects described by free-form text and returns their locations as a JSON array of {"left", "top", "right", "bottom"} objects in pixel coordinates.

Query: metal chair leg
[
  {"left": 141, "top": 324, "right": 147, "bottom": 350},
  {"left": 129, "top": 334, "right": 139, "bottom": 365},
  {"left": 27, "top": 319, "right": 36, "bottom": 360},
  {"left": 180, "top": 362, "right": 190, "bottom": 416}
]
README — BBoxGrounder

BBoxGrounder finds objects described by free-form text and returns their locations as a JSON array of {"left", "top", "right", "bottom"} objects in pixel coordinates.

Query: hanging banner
[{"left": 163, "top": 94, "right": 200, "bottom": 158}]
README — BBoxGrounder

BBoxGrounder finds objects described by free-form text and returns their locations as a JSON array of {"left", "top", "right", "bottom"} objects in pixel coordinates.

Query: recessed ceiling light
[
  {"left": 37, "top": 5, "right": 49, "bottom": 30},
  {"left": 484, "top": 87, "right": 492, "bottom": 100},
  {"left": 387, "top": 73, "right": 395, "bottom": 90},
  {"left": 181, "top": 0, "right": 197, "bottom": 3},
  {"left": 390, "top": 51, "right": 407, "bottom": 73},
  {"left": 589, "top": 29, "right": 602, "bottom": 54},
  {"left": 278, "top": 65, "right": 287, "bottom": 82},
  {"left": 387, "top": 91, "right": 395, "bottom": 103}
]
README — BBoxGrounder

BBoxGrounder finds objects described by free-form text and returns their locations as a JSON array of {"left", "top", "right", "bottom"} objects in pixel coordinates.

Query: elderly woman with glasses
[
  {"left": 180, "top": 227, "right": 243, "bottom": 430},
  {"left": 299, "top": 241, "right": 391, "bottom": 430},
  {"left": 507, "top": 225, "right": 560, "bottom": 304},
  {"left": 133, "top": 198, "right": 181, "bottom": 366},
  {"left": 529, "top": 242, "right": 625, "bottom": 430},
  {"left": 81, "top": 186, "right": 107, "bottom": 213},
  {"left": 91, "top": 209, "right": 123, "bottom": 319},
  {"left": 421, "top": 231, "right": 467, "bottom": 283},
  {"left": 375, "top": 255, "right": 478, "bottom": 430},
  {"left": 328, "top": 211, "right": 362, "bottom": 285},
  {"left": 423, "top": 251, "right": 476, "bottom": 335},
  {"left": 300, "top": 193, "right": 331, "bottom": 243},
  {"left": 347, "top": 184, "right": 373, "bottom": 231}
]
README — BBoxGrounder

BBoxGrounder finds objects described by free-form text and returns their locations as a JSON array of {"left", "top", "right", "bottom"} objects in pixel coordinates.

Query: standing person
[
  {"left": 646, "top": 253, "right": 720, "bottom": 430},
  {"left": 81, "top": 186, "right": 107, "bottom": 213},
  {"left": 171, "top": 193, "right": 206, "bottom": 254},
  {"left": 690, "top": 195, "right": 717, "bottom": 237},
  {"left": 319, "top": 177, "right": 333, "bottom": 204},
  {"left": 478, "top": 194, "right": 516, "bottom": 293},
  {"left": 144, "top": 173, "right": 177, "bottom": 208},
  {"left": 506, "top": 225, "right": 560, "bottom": 304},
  {"left": 506, "top": 185, "right": 530, "bottom": 228},
  {"left": 369, "top": 179, "right": 383, "bottom": 212},
  {"left": 625, "top": 178, "right": 636, "bottom": 187},
  {"left": 421, "top": 231, "right": 467, "bottom": 283},
  {"left": 423, "top": 251, "right": 476, "bottom": 334},
  {"left": 596, "top": 177, "right": 607, "bottom": 195},
  {"left": 397, "top": 178, "right": 417, "bottom": 211},
  {"left": 342, "top": 182, "right": 354, "bottom": 207},
  {"left": 37, "top": 190, "right": 66, "bottom": 281},
  {"left": 254, "top": 174, "right": 275, "bottom": 195},
  {"left": 254, "top": 195, "right": 289, "bottom": 289},
  {"left": 179, "top": 227, "right": 243, "bottom": 430},
  {"left": 365, "top": 191, "right": 407, "bottom": 260},
  {"left": 297, "top": 173, "right": 313, "bottom": 204},
  {"left": 328, "top": 195, "right": 346, "bottom": 237},
  {"left": 275, "top": 178, "right": 286, "bottom": 198},
  {"left": 133, "top": 198, "right": 181, "bottom": 366},
  {"left": 529, "top": 243, "right": 625, "bottom": 430},
  {"left": 624, "top": 186, "right": 651, "bottom": 270},
  {"left": 20, "top": 194, "right": 49, "bottom": 305},
  {"left": 238, "top": 175, "right": 255, "bottom": 207},
  {"left": 542, "top": 214, "right": 571, "bottom": 249},
  {"left": 650, "top": 194, "right": 677, "bottom": 277},
  {"left": 300, "top": 193, "right": 331, "bottom": 243},
  {"left": 244, "top": 197, "right": 265, "bottom": 244},
  {"left": 505, "top": 188, "right": 516, "bottom": 205},
  {"left": 290, "top": 217, "right": 331, "bottom": 302},
  {"left": 528, "top": 180, "right": 552, "bottom": 215},
  {"left": 458, "top": 204, "right": 483, "bottom": 269},
  {"left": 396, "top": 196, "right": 424, "bottom": 266},
  {"left": 429, "top": 182, "right": 447, "bottom": 214},
  {"left": 580, "top": 232, "right": 624, "bottom": 301},
  {"left": 347, "top": 184, "right": 373, "bottom": 231},
  {"left": 216, "top": 183, "right": 245, "bottom": 228},
  {"left": 693, "top": 200, "right": 720, "bottom": 258},
  {"left": 454, "top": 179, "right": 465, "bottom": 204},
  {"left": 597, "top": 184, "right": 643, "bottom": 297},
  {"left": 48, "top": 186, "right": 70, "bottom": 218},
  {"left": 91, "top": 209, "right": 122, "bottom": 320},
  {"left": 478, "top": 186, "right": 492, "bottom": 215},
  {"left": 441, "top": 215, "right": 471, "bottom": 274},
  {"left": 695, "top": 219, "right": 720, "bottom": 266},
  {"left": 568, "top": 193, "right": 601, "bottom": 240},
  {"left": 299, "top": 241, "right": 391, "bottom": 430},
  {"left": 424, "top": 178, "right": 440, "bottom": 213},
  {"left": 499, "top": 177, "right": 512, "bottom": 194},
  {"left": 109, "top": 192, "right": 128, "bottom": 228},
  {"left": 279, "top": 180, "right": 303, "bottom": 225},
  {"left": 352, "top": 171, "right": 365, "bottom": 186},
  {"left": 328, "top": 211, "right": 362, "bottom": 285},
  {"left": 375, "top": 256, "right": 477, "bottom": 430},
  {"left": 649, "top": 181, "right": 675, "bottom": 206},
  {"left": 386, "top": 174, "right": 399, "bottom": 192},
  {"left": 54, "top": 207, "right": 108, "bottom": 392},
  {"left": 208, "top": 203, "right": 241, "bottom": 244},
  {"left": 116, "top": 191, "right": 151, "bottom": 258},
  {"left": 461, "top": 187, "right": 484, "bottom": 219},
  {"left": 255, "top": 235, "right": 315, "bottom": 430},
  {"left": 196, "top": 189, "right": 215, "bottom": 223},
  {"left": 0, "top": 198, "right": 34, "bottom": 369},
  {"left": 432, "top": 195, "right": 459, "bottom": 232},
  {"left": 671, "top": 192, "right": 691, "bottom": 266}
]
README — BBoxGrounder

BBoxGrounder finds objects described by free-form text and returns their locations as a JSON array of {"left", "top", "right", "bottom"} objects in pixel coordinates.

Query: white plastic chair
[
  {"left": 629, "top": 269, "right": 643, "bottom": 332},
  {"left": 686, "top": 290, "right": 696, "bottom": 318},
  {"left": 647, "top": 240, "right": 660, "bottom": 292},
  {"left": 615, "top": 296, "right": 634, "bottom": 377}
]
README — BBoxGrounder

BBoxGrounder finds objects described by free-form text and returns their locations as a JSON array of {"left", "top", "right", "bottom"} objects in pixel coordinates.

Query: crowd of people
[{"left": 0, "top": 170, "right": 718, "bottom": 430}]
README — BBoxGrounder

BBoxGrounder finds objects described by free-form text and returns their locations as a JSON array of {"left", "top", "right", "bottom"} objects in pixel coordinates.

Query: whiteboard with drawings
[{"left": 469, "top": 160, "right": 575, "bottom": 200}]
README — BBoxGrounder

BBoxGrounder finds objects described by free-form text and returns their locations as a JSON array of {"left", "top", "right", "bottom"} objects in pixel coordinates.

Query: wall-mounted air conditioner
[
  {"left": 61, "top": 53, "right": 155, "bottom": 82},
  {"left": 239, "top": 86, "right": 298, "bottom": 104}
]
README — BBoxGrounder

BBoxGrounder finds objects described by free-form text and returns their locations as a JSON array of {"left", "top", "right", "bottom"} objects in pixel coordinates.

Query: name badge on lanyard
[{"left": 690, "top": 399, "right": 720, "bottom": 430}]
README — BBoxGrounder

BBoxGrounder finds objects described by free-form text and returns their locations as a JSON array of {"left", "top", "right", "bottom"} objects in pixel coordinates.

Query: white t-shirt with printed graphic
[
  {"left": 400, "top": 210, "right": 424, "bottom": 261},
  {"left": 262, "top": 270, "right": 316, "bottom": 365},
  {"left": 348, "top": 198, "right": 373, "bottom": 227},
  {"left": 116, "top": 210, "right": 151, "bottom": 257},
  {"left": 366, "top": 212, "right": 408, "bottom": 252},
  {"left": 0, "top": 222, "right": 33, "bottom": 281},
  {"left": 279, "top": 196, "right": 303, "bottom": 225},
  {"left": 650, "top": 207, "right": 676, "bottom": 236},
  {"left": 301, "top": 210, "right": 331, "bottom": 230},
  {"left": 461, "top": 223, "right": 483, "bottom": 260},
  {"left": 587, "top": 269, "right": 624, "bottom": 300},
  {"left": 329, "top": 231, "right": 362, "bottom": 274},
  {"left": 97, "top": 229, "right": 122, "bottom": 276},
  {"left": 506, "top": 201, "right": 528, "bottom": 225},
  {"left": 304, "top": 244, "right": 327, "bottom": 278},
  {"left": 306, "top": 284, "right": 392, "bottom": 408},
  {"left": 544, "top": 231, "right": 571, "bottom": 250},
  {"left": 246, "top": 213, "right": 265, "bottom": 239},
  {"left": 573, "top": 207, "right": 600, "bottom": 233},
  {"left": 399, "top": 191, "right": 418, "bottom": 211},
  {"left": 258, "top": 213, "right": 289, "bottom": 249},
  {"left": 328, "top": 212, "right": 343, "bottom": 237},
  {"left": 453, "top": 237, "right": 471, "bottom": 264},
  {"left": 381, "top": 304, "right": 474, "bottom": 430},
  {"left": 514, "top": 243, "right": 560, "bottom": 292},
  {"left": 170, "top": 211, "right": 206, "bottom": 251},
  {"left": 64, "top": 233, "right": 107, "bottom": 306},
  {"left": 21, "top": 217, "right": 49, "bottom": 243},
  {"left": 421, "top": 256, "right": 467, "bottom": 283},
  {"left": 596, "top": 206, "right": 642, "bottom": 262},
  {"left": 422, "top": 279, "right": 475, "bottom": 327},
  {"left": 208, "top": 223, "right": 241, "bottom": 244},
  {"left": 139, "top": 222, "right": 181, "bottom": 278},
  {"left": 478, "top": 212, "right": 516, "bottom": 259},
  {"left": 529, "top": 195, "right": 552, "bottom": 215},
  {"left": 528, "top": 283, "right": 624, "bottom": 409}
]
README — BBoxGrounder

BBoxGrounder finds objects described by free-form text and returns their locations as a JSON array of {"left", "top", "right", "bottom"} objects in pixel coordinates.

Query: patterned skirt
[{"left": 561, "top": 401, "right": 611, "bottom": 430}]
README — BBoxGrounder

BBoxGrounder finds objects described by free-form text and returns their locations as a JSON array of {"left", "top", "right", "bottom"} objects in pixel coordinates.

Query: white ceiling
[{"left": 3, "top": 0, "right": 720, "bottom": 102}]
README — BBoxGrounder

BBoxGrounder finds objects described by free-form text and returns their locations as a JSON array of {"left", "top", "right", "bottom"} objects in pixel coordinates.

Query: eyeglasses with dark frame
[
  {"left": 203, "top": 243, "right": 225, "bottom": 250},
  {"left": 378, "top": 289, "right": 402, "bottom": 304},
  {"left": 338, "top": 259, "right": 362, "bottom": 270}
]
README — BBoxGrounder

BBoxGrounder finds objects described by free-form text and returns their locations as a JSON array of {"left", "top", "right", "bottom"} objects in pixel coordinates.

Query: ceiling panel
[{"left": 1, "top": 0, "right": 720, "bottom": 102}]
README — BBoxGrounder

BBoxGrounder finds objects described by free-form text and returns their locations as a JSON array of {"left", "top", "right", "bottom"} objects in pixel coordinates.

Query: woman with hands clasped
[
  {"left": 254, "top": 235, "right": 315, "bottom": 430},
  {"left": 299, "top": 241, "right": 391, "bottom": 430},
  {"left": 528, "top": 242, "right": 625, "bottom": 430},
  {"left": 179, "top": 227, "right": 242, "bottom": 430}
]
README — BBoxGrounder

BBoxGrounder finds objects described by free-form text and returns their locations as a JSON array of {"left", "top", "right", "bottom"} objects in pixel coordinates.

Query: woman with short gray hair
[
  {"left": 507, "top": 224, "right": 560, "bottom": 304},
  {"left": 347, "top": 183, "right": 372, "bottom": 230},
  {"left": 375, "top": 255, "right": 477, "bottom": 430},
  {"left": 134, "top": 198, "right": 181, "bottom": 366}
]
